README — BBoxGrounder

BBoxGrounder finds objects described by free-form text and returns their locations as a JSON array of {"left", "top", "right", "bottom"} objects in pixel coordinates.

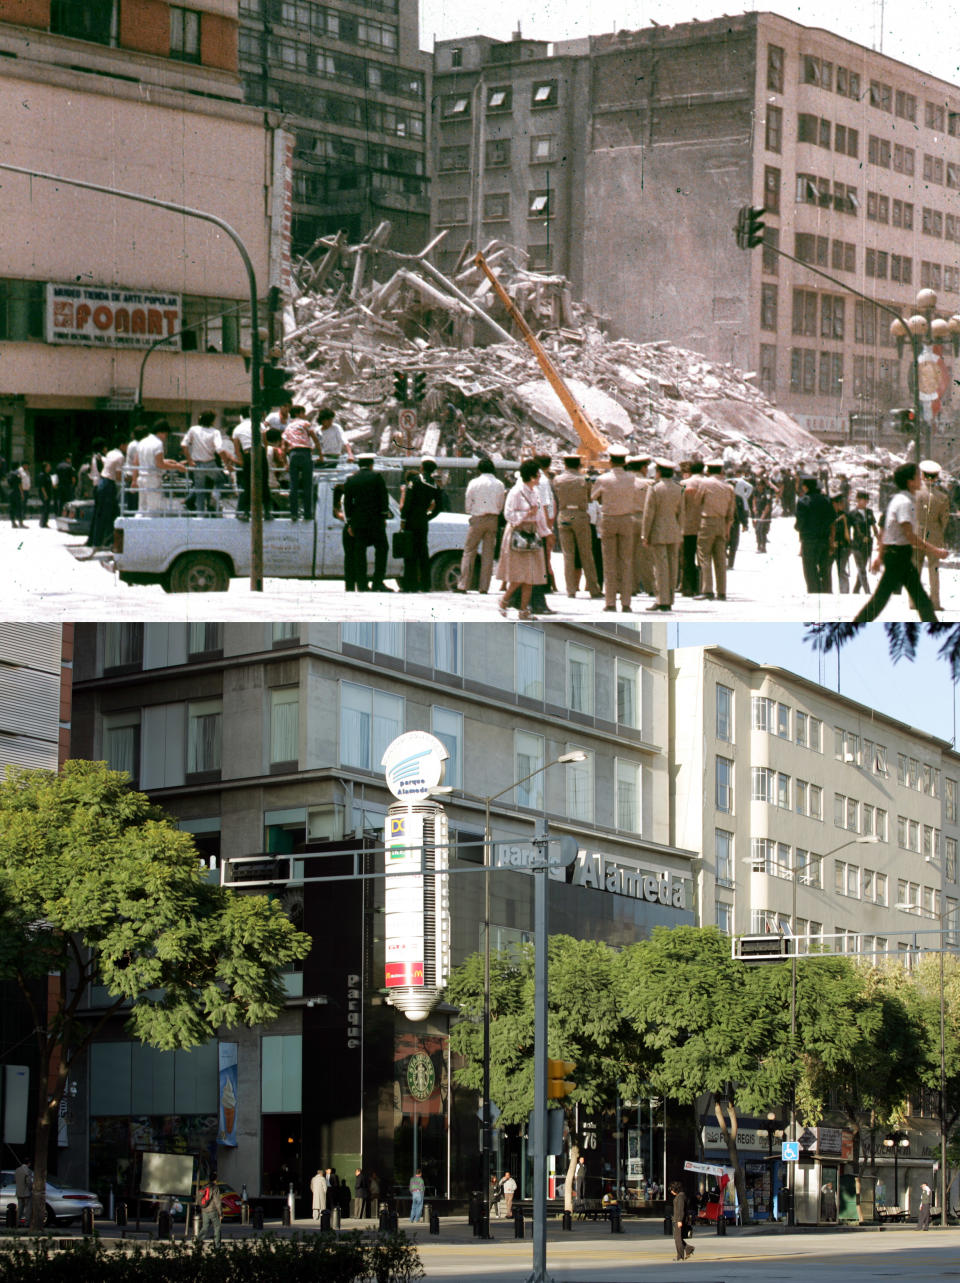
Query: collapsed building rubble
[{"left": 283, "top": 225, "right": 918, "bottom": 492}]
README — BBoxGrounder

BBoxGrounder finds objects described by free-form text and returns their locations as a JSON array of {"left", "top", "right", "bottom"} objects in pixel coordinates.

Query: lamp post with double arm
[{"left": 480, "top": 750, "right": 587, "bottom": 1240}]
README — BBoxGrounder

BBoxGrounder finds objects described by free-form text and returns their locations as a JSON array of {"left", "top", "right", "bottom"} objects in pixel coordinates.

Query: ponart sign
[{"left": 46, "top": 283, "right": 181, "bottom": 349}]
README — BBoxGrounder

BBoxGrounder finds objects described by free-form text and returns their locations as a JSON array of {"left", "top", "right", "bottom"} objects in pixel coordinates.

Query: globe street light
[
  {"left": 889, "top": 289, "right": 960, "bottom": 460},
  {"left": 479, "top": 750, "right": 587, "bottom": 1238},
  {"left": 883, "top": 1131, "right": 910, "bottom": 1205}
]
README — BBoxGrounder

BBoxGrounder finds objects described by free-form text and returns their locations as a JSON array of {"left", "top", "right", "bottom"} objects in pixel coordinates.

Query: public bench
[{"left": 877, "top": 1205, "right": 907, "bottom": 1222}]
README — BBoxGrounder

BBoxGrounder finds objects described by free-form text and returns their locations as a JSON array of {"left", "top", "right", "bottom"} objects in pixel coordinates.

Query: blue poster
[{"left": 218, "top": 1042, "right": 238, "bottom": 1147}]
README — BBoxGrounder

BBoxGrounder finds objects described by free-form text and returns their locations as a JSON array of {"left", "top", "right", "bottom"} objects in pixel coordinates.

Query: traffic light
[
  {"left": 412, "top": 371, "right": 427, "bottom": 403},
  {"left": 262, "top": 363, "right": 293, "bottom": 409},
  {"left": 393, "top": 370, "right": 409, "bottom": 403},
  {"left": 547, "top": 1058, "right": 576, "bottom": 1100},
  {"left": 735, "top": 205, "right": 766, "bottom": 250}
]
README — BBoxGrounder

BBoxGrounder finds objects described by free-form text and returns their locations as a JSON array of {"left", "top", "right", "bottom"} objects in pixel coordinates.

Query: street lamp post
[
  {"left": 480, "top": 751, "right": 587, "bottom": 1244},
  {"left": 784, "top": 834, "right": 880, "bottom": 1225},
  {"left": 889, "top": 290, "right": 960, "bottom": 462},
  {"left": 883, "top": 1132, "right": 910, "bottom": 1205}
]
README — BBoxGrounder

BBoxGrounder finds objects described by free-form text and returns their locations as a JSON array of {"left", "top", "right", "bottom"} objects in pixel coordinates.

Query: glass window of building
[
  {"left": 566, "top": 747, "right": 594, "bottom": 823},
  {"left": 946, "top": 835, "right": 958, "bottom": 882},
  {"left": 261, "top": 1034, "right": 302, "bottom": 1112},
  {"left": 270, "top": 688, "right": 299, "bottom": 766},
  {"left": 187, "top": 622, "right": 223, "bottom": 657},
  {"left": 567, "top": 643, "right": 595, "bottom": 715},
  {"left": 716, "top": 901, "right": 734, "bottom": 934},
  {"left": 272, "top": 622, "right": 299, "bottom": 644},
  {"left": 340, "top": 683, "right": 403, "bottom": 771},
  {"left": 342, "top": 623, "right": 404, "bottom": 656},
  {"left": 431, "top": 707, "right": 463, "bottom": 789},
  {"left": 170, "top": 5, "right": 201, "bottom": 63},
  {"left": 515, "top": 730, "right": 545, "bottom": 808},
  {"left": 716, "top": 684, "right": 733, "bottom": 741},
  {"left": 517, "top": 625, "right": 544, "bottom": 699},
  {"left": 615, "top": 759, "right": 642, "bottom": 832},
  {"left": 616, "top": 658, "right": 640, "bottom": 729},
  {"left": 715, "top": 829, "right": 734, "bottom": 886},
  {"left": 946, "top": 777, "right": 957, "bottom": 822},
  {"left": 102, "top": 712, "right": 140, "bottom": 784},
  {"left": 434, "top": 623, "right": 461, "bottom": 674},
  {"left": 103, "top": 623, "right": 143, "bottom": 672},
  {"left": 716, "top": 757, "right": 733, "bottom": 812},
  {"left": 187, "top": 700, "right": 222, "bottom": 776}
]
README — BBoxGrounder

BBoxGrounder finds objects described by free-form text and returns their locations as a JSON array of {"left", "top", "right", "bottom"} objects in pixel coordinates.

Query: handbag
[
  {"left": 392, "top": 530, "right": 409, "bottom": 559},
  {"left": 510, "top": 527, "right": 543, "bottom": 552}
]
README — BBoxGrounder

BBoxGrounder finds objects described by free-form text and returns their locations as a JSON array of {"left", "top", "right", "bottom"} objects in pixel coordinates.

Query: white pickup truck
[{"left": 112, "top": 466, "right": 470, "bottom": 593}]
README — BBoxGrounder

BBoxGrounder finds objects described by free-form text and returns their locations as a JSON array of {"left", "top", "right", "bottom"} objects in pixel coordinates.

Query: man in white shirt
[
  {"left": 853, "top": 462, "right": 946, "bottom": 622},
  {"left": 455, "top": 457, "right": 505, "bottom": 593},
  {"left": 123, "top": 435, "right": 140, "bottom": 512},
  {"left": 135, "top": 421, "right": 186, "bottom": 514},
  {"left": 181, "top": 412, "right": 234, "bottom": 513},
  {"left": 316, "top": 407, "right": 354, "bottom": 466},
  {"left": 88, "top": 438, "right": 127, "bottom": 547},
  {"left": 232, "top": 413, "right": 269, "bottom": 520}
]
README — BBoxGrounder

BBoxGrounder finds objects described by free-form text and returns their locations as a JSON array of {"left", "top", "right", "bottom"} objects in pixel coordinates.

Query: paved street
[{"left": 3, "top": 515, "right": 958, "bottom": 621}]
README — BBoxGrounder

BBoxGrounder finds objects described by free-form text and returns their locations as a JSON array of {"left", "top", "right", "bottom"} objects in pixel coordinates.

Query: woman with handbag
[{"left": 497, "top": 459, "right": 550, "bottom": 618}]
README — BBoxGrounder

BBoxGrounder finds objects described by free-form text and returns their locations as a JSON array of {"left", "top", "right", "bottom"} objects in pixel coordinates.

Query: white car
[{"left": 0, "top": 1170, "right": 103, "bottom": 1226}]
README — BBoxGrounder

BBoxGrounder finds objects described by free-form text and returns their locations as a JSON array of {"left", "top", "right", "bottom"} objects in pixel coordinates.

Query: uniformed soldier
[
  {"left": 695, "top": 461, "right": 736, "bottom": 600},
  {"left": 916, "top": 460, "right": 950, "bottom": 610},
  {"left": 680, "top": 460, "right": 705, "bottom": 595},
  {"left": 554, "top": 455, "right": 602, "bottom": 598},
  {"left": 625, "top": 455, "right": 653, "bottom": 597},
  {"left": 591, "top": 449, "right": 641, "bottom": 612},
  {"left": 641, "top": 459, "right": 684, "bottom": 611}
]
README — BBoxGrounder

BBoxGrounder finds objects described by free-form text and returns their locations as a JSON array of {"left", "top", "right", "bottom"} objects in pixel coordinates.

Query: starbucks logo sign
[{"left": 407, "top": 1052, "right": 436, "bottom": 1101}]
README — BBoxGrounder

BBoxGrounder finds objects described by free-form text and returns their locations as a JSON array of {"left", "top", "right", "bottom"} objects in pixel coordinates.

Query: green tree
[
  {"left": 805, "top": 623, "right": 960, "bottom": 681},
  {"left": 617, "top": 925, "right": 793, "bottom": 1218},
  {"left": 0, "top": 761, "right": 311, "bottom": 1230},
  {"left": 444, "top": 935, "right": 643, "bottom": 1127}
]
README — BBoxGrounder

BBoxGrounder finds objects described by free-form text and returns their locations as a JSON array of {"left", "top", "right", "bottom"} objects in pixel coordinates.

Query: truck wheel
[
  {"left": 430, "top": 552, "right": 461, "bottom": 592},
  {"left": 167, "top": 552, "right": 231, "bottom": 593}
]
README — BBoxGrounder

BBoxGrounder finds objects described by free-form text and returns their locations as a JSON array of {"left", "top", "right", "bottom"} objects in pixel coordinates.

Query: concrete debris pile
[{"left": 284, "top": 226, "right": 906, "bottom": 481}]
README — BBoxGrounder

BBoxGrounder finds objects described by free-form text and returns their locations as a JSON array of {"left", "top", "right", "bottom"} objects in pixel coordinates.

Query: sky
[
  {"left": 672, "top": 623, "right": 958, "bottom": 746},
  {"left": 419, "top": 1, "right": 960, "bottom": 88}
]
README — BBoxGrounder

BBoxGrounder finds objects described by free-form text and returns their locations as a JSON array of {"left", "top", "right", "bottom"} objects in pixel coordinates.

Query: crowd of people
[{"left": 450, "top": 449, "right": 954, "bottom": 621}]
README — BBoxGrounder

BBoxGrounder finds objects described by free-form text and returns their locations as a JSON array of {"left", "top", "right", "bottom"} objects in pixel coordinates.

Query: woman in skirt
[{"left": 497, "top": 459, "right": 550, "bottom": 618}]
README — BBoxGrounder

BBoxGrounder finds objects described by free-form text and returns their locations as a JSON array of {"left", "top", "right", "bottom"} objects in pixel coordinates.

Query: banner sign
[
  {"left": 218, "top": 1042, "right": 238, "bottom": 1147},
  {"left": 46, "top": 283, "right": 181, "bottom": 349}
]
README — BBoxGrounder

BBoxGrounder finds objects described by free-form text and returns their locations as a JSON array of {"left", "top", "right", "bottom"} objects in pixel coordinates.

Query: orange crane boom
[{"left": 474, "top": 251, "right": 609, "bottom": 461}]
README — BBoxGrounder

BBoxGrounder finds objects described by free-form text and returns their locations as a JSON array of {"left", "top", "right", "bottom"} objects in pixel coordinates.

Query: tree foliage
[
  {"left": 805, "top": 622, "right": 960, "bottom": 682},
  {"left": 0, "top": 761, "right": 312, "bottom": 1227}
]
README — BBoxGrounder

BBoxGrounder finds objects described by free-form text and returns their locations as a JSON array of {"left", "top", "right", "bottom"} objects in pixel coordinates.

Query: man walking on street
[
  {"left": 695, "top": 461, "right": 735, "bottom": 601},
  {"left": 916, "top": 460, "right": 950, "bottom": 610},
  {"left": 591, "top": 449, "right": 640, "bottom": 613},
  {"left": 641, "top": 459, "right": 684, "bottom": 612},
  {"left": 409, "top": 1169, "right": 425, "bottom": 1223},
  {"left": 456, "top": 457, "right": 505, "bottom": 594},
  {"left": 854, "top": 462, "right": 946, "bottom": 623},
  {"left": 197, "top": 1175, "right": 222, "bottom": 1247},
  {"left": 554, "top": 455, "right": 602, "bottom": 599},
  {"left": 502, "top": 1171, "right": 518, "bottom": 1219},
  {"left": 669, "top": 1181, "right": 694, "bottom": 1262},
  {"left": 795, "top": 475, "right": 834, "bottom": 592},
  {"left": 343, "top": 453, "right": 393, "bottom": 592}
]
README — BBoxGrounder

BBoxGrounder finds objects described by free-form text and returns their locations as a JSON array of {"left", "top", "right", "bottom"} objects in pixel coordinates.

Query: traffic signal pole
[
  {"left": 0, "top": 162, "right": 266, "bottom": 590},
  {"left": 735, "top": 204, "right": 923, "bottom": 464}
]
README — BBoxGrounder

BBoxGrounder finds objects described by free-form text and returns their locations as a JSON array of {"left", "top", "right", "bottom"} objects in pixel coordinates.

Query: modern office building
[
  {"left": 67, "top": 620, "right": 695, "bottom": 1205},
  {"left": 671, "top": 643, "right": 960, "bottom": 1220},
  {"left": 0, "top": 622, "right": 72, "bottom": 1168},
  {"left": 430, "top": 35, "right": 588, "bottom": 279},
  {"left": 0, "top": 1, "right": 286, "bottom": 466},
  {"left": 237, "top": 0, "right": 430, "bottom": 255}
]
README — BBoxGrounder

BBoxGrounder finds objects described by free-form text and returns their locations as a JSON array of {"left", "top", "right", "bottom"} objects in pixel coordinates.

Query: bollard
[
  {"left": 320, "top": 1208, "right": 331, "bottom": 1231},
  {"left": 513, "top": 1206, "right": 524, "bottom": 1239},
  {"left": 252, "top": 1204, "right": 264, "bottom": 1231},
  {"left": 468, "top": 1192, "right": 481, "bottom": 1227},
  {"left": 330, "top": 1206, "right": 341, "bottom": 1230},
  {"left": 241, "top": 1184, "right": 249, "bottom": 1226},
  {"left": 429, "top": 1207, "right": 440, "bottom": 1235},
  {"left": 157, "top": 1209, "right": 172, "bottom": 1239},
  {"left": 5, "top": 1203, "right": 16, "bottom": 1229},
  {"left": 561, "top": 1210, "right": 572, "bottom": 1232},
  {"left": 389, "top": 1209, "right": 399, "bottom": 1233},
  {"left": 281, "top": 1204, "right": 292, "bottom": 1227},
  {"left": 717, "top": 1212, "right": 727, "bottom": 1236},
  {"left": 609, "top": 1205, "right": 622, "bottom": 1234},
  {"left": 663, "top": 1214, "right": 673, "bottom": 1236},
  {"left": 81, "top": 1206, "right": 95, "bottom": 1236},
  {"left": 115, "top": 1201, "right": 127, "bottom": 1227},
  {"left": 378, "top": 1205, "right": 390, "bottom": 1232}
]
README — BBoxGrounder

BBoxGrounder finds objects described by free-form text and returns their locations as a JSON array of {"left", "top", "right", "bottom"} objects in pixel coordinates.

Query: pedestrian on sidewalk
[
  {"left": 409, "top": 1169, "right": 425, "bottom": 1222},
  {"left": 917, "top": 1183, "right": 932, "bottom": 1230},
  {"left": 502, "top": 1172, "right": 518, "bottom": 1218},
  {"left": 310, "top": 1167, "right": 327, "bottom": 1220},
  {"left": 853, "top": 463, "right": 946, "bottom": 624},
  {"left": 668, "top": 1181, "right": 694, "bottom": 1262}
]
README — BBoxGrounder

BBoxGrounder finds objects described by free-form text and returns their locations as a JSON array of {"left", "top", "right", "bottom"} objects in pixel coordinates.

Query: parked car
[
  {"left": 0, "top": 1170, "right": 103, "bottom": 1226},
  {"left": 54, "top": 497, "right": 94, "bottom": 537}
]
